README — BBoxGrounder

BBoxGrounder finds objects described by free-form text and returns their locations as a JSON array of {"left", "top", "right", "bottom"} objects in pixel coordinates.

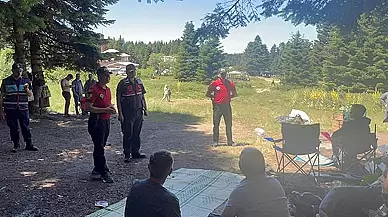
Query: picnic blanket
[
  {"left": 295, "top": 154, "right": 334, "bottom": 167},
  {"left": 86, "top": 168, "right": 243, "bottom": 217}
]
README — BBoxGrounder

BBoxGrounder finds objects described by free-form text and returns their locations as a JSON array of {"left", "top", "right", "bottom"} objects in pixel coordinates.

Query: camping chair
[
  {"left": 266, "top": 123, "right": 321, "bottom": 185},
  {"left": 338, "top": 125, "right": 377, "bottom": 174}
]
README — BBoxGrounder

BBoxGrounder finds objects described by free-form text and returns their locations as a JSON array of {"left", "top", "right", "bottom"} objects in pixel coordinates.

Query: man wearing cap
[
  {"left": 117, "top": 64, "right": 147, "bottom": 163},
  {"left": 0, "top": 63, "right": 38, "bottom": 152},
  {"left": 206, "top": 69, "right": 237, "bottom": 146},
  {"left": 86, "top": 66, "right": 116, "bottom": 183}
]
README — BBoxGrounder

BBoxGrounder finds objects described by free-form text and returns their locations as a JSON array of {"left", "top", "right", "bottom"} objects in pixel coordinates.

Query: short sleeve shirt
[
  {"left": 225, "top": 176, "right": 290, "bottom": 217},
  {"left": 86, "top": 83, "right": 112, "bottom": 120},
  {"left": 117, "top": 78, "right": 146, "bottom": 111},
  {"left": 124, "top": 179, "right": 181, "bottom": 217},
  {"left": 61, "top": 79, "right": 71, "bottom": 92},
  {"left": 209, "top": 78, "right": 236, "bottom": 104}
]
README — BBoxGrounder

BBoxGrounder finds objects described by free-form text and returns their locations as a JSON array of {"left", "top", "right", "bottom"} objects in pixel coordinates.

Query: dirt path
[{"left": 0, "top": 112, "right": 233, "bottom": 217}]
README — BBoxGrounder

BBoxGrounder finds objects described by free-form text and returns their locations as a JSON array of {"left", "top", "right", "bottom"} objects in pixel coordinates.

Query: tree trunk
[
  {"left": 29, "top": 33, "right": 46, "bottom": 111},
  {"left": 12, "top": 21, "right": 27, "bottom": 73}
]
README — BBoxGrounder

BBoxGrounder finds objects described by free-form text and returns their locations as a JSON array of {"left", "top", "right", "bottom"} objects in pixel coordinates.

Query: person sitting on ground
[
  {"left": 331, "top": 104, "right": 371, "bottom": 160},
  {"left": 221, "top": 147, "right": 290, "bottom": 217},
  {"left": 319, "top": 166, "right": 388, "bottom": 217},
  {"left": 124, "top": 150, "right": 181, "bottom": 217}
]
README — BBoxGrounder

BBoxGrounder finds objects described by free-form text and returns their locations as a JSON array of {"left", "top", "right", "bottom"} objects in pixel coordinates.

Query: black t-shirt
[{"left": 124, "top": 179, "right": 181, "bottom": 217}]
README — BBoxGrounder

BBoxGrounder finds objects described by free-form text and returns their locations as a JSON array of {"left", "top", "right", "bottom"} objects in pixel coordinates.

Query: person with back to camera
[
  {"left": 222, "top": 147, "right": 290, "bottom": 217},
  {"left": 124, "top": 150, "right": 181, "bottom": 217},
  {"left": 206, "top": 69, "right": 237, "bottom": 146}
]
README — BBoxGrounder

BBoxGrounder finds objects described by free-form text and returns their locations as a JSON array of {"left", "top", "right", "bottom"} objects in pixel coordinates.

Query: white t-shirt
[{"left": 61, "top": 79, "right": 71, "bottom": 92}]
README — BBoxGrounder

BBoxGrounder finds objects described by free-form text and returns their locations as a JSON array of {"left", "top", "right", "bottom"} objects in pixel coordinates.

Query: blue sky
[{"left": 96, "top": 0, "right": 317, "bottom": 53}]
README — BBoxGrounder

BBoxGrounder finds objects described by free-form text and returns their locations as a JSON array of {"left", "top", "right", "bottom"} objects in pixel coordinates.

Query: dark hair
[
  {"left": 12, "top": 63, "right": 23, "bottom": 71},
  {"left": 67, "top": 74, "right": 74, "bottom": 79},
  {"left": 350, "top": 104, "right": 366, "bottom": 119},
  {"left": 219, "top": 71, "right": 227, "bottom": 79},
  {"left": 149, "top": 150, "right": 173, "bottom": 179},
  {"left": 97, "top": 66, "right": 109, "bottom": 75},
  {"left": 126, "top": 64, "right": 136, "bottom": 72},
  {"left": 239, "top": 147, "right": 266, "bottom": 177}
]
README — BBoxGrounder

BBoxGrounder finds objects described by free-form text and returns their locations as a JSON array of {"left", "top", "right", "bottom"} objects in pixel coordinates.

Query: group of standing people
[
  {"left": 0, "top": 62, "right": 238, "bottom": 189},
  {"left": 60, "top": 73, "right": 96, "bottom": 116}
]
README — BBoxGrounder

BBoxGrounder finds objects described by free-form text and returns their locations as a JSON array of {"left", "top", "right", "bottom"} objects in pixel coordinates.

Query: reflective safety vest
[{"left": 1, "top": 76, "right": 30, "bottom": 110}]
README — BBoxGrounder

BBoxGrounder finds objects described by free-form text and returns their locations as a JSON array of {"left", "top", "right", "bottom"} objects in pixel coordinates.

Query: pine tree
[
  {"left": 279, "top": 31, "right": 316, "bottom": 86},
  {"left": 269, "top": 44, "right": 281, "bottom": 74},
  {"left": 244, "top": 35, "right": 269, "bottom": 75},
  {"left": 174, "top": 22, "right": 199, "bottom": 82},
  {"left": 197, "top": 37, "right": 225, "bottom": 83}
]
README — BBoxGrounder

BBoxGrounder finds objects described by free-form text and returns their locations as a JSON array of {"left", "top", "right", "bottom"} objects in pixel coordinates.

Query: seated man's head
[
  {"left": 239, "top": 147, "right": 266, "bottom": 178},
  {"left": 148, "top": 150, "right": 174, "bottom": 182},
  {"left": 350, "top": 104, "right": 366, "bottom": 119}
]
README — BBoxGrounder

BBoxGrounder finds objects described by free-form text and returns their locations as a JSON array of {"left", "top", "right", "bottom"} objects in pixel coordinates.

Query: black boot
[
  {"left": 12, "top": 142, "right": 20, "bottom": 153},
  {"left": 25, "top": 141, "right": 38, "bottom": 151}
]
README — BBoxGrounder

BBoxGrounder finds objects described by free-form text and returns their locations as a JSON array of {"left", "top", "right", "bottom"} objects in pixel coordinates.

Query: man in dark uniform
[
  {"left": 117, "top": 64, "right": 147, "bottom": 163},
  {"left": 86, "top": 66, "right": 116, "bottom": 183},
  {"left": 206, "top": 69, "right": 237, "bottom": 146},
  {"left": 0, "top": 63, "right": 38, "bottom": 152}
]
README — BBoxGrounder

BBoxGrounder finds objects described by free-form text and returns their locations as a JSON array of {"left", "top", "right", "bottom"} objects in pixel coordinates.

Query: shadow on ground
[{"left": 0, "top": 111, "right": 237, "bottom": 217}]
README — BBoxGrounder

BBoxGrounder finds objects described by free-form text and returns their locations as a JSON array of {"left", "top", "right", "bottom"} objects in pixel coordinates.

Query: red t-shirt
[
  {"left": 86, "top": 83, "right": 112, "bottom": 120},
  {"left": 209, "top": 78, "right": 236, "bottom": 104}
]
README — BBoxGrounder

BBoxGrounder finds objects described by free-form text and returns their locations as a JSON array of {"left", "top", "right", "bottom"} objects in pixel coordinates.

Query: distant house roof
[
  {"left": 100, "top": 61, "right": 140, "bottom": 68},
  {"left": 102, "top": 49, "right": 120, "bottom": 53}
]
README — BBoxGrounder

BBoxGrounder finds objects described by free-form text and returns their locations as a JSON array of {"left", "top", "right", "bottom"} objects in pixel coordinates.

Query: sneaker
[
  {"left": 25, "top": 146, "right": 38, "bottom": 151},
  {"left": 131, "top": 153, "right": 146, "bottom": 159},
  {"left": 101, "top": 172, "right": 114, "bottom": 183},
  {"left": 212, "top": 142, "right": 219, "bottom": 147},
  {"left": 227, "top": 142, "right": 238, "bottom": 147}
]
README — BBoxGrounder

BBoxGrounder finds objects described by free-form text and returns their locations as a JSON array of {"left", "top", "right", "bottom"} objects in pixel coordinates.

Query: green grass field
[{"left": 45, "top": 69, "right": 387, "bottom": 167}]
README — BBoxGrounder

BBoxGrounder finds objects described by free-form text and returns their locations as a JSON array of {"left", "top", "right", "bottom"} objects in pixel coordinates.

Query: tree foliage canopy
[{"left": 139, "top": 0, "right": 387, "bottom": 38}]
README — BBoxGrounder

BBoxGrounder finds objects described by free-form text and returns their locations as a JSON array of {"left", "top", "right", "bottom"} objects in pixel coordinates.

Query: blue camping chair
[{"left": 265, "top": 123, "right": 322, "bottom": 185}]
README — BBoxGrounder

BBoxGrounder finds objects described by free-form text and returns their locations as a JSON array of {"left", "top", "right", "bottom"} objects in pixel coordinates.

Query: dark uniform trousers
[
  {"left": 5, "top": 109, "right": 32, "bottom": 146},
  {"left": 122, "top": 109, "right": 143, "bottom": 158},
  {"left": 88, "top": 116, "right": 110, "bottom": 174},
  {"left": 212, "top": 102, "right": 233, "bottom": 144}
]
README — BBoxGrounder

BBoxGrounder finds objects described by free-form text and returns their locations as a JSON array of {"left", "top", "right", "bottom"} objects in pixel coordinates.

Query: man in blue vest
[{"left": 0, "top": 63, "right": 38, "bottom": 152}]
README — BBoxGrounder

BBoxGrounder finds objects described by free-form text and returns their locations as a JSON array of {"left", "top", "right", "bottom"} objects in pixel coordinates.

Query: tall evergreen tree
[
  {"left": 244, "top": 35, "right": 269, "bottom": 75},
  {"left": 279, "top": 31, "right": 316, "bottom": 86},
  {"left": 174, "top": 21, "right": 199, "bottom": 82},
  {"left": 269, "top": 44, "right": 281, "bottom": 74},
  {"left": 197, "top": 37, "right": 225, "bottom": 83}
]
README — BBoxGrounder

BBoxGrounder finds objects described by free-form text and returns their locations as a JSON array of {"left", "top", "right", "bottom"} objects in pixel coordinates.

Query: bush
[{"left": 0, "top": 48, "right": 13, "bottom": 79}]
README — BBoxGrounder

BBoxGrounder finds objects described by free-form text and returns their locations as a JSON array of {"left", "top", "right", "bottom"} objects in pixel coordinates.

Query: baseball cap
[{"left": 96, "top": 66, "right": 112, "bottom": 75}]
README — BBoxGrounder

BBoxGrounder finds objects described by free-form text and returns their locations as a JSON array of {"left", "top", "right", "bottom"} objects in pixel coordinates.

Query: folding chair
[
  {"left": 339, "top": 126, "right": 377, "bottom": 174},
  {"left": 266, "top": 123, "right": 321, "bottom": 185}
]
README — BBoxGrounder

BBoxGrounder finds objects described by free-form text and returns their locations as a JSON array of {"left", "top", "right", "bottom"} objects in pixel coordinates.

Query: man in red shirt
[
  {"left": 206, "top": 70, "right": 237, "bottom": 146},
  {"left": 86, "top": 66, "right": 116, "bottom": 183}
]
